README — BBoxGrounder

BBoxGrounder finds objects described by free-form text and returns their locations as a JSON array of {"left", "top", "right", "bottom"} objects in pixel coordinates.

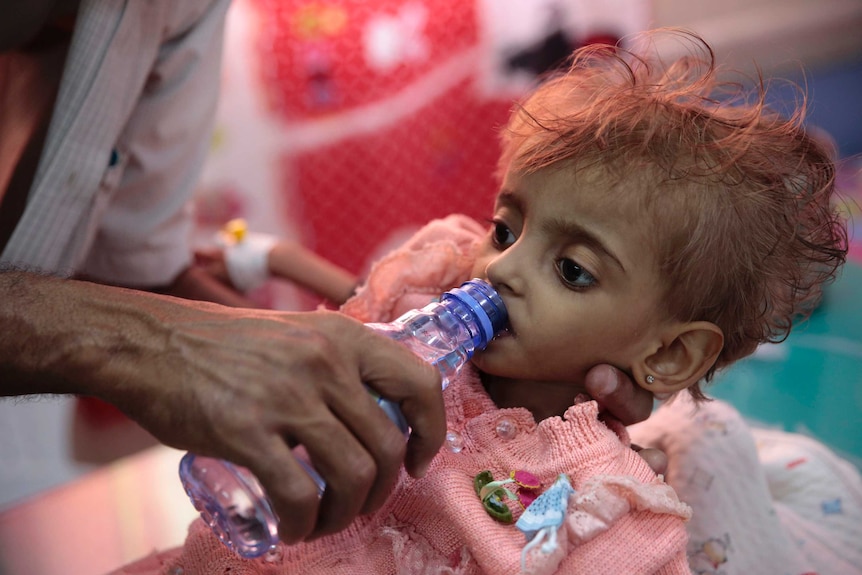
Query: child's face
[{"left": 470, "top": 165, "right": 674, "bottom": 408}]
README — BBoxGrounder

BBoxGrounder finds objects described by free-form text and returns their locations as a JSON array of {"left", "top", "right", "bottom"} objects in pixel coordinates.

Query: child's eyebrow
[
  {"left": 544, "top": 216, "right": 627, "bottom": 274},
  {"left": 495, "top": 190, "right": 521, "bottom": 211}
]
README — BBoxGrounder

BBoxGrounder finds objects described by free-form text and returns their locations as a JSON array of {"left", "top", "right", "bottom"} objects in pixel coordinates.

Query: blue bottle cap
[{"left": 442, "top": 279, "right": 508, "bottom": 347}]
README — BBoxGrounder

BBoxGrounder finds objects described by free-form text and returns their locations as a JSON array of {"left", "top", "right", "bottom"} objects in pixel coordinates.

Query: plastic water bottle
[{"left": 179, "top": 279, "right": 507, "bottom": 558}]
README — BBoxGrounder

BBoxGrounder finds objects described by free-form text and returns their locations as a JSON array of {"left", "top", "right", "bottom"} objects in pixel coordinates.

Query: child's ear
[{"left": 634, "top": 322, "right": 724, "bottom": 395}]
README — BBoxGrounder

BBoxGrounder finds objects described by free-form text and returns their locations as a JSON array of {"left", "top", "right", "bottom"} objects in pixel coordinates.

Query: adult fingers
[
  {"left": 631, "top": 444, "right": 669, "bottom": 476},
  {"left": 584, "top": 364, "right": 654, "bottom": 426},
  {"left": 240, "top": 314, "right": 445, "bottom": 541},
  {"left": 354, "top": 328, "right": 446, "bottom": 480},
  {"left": 307, "top": 384, "right": 408, "bottom": 531},
  {"left": 279, "top": 316, "right": 442, "bottom": 533},
  {"left": 247, "top": 407, "right": 396, "bottom": 543},
  {"left": 244, "top": 437, "right": 326, "bottom": 544},
  {"left": 296, "top": 414, "right": 384, "bottom": 539}
]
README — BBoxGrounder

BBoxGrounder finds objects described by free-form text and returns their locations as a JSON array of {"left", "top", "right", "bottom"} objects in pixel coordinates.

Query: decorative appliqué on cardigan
[
  {"left": 471, "top": 470, "right": 692, "bottom": 574},
  {"left": 515, "top": 474, "right": 574, "bottom": 575},
  {"left": 473, "top": 470, "right": 545, "bottom": 523}
]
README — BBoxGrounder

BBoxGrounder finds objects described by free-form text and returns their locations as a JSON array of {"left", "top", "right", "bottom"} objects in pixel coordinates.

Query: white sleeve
[{"left": 80, "top": 0, "right": 232, "bottom": 288}]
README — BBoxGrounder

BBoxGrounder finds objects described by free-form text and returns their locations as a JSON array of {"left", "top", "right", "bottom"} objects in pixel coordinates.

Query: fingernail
[{"left": 594, "top": 369, "right": 618, "bottom": 396}]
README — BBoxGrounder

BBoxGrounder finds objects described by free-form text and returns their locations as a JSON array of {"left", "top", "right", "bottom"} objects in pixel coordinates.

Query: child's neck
[{"left": 480, "top": 372, "right": 586, "bottom": 422}]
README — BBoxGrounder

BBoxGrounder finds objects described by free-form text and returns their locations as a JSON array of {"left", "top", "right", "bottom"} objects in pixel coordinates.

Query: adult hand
[
  {"left": 584, "top": 364, "right": 668, "bottom": 475},
  {"left": 1, "top": 273, "right": 445, "bottom": 544},
  {"left": 122, "top": 308, "right": 445, "bottom": 544}
]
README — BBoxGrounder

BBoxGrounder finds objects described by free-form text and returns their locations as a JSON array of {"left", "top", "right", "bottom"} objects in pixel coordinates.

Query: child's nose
[{"left": 484, "top": 247, "right": 526, "bottom": 296}]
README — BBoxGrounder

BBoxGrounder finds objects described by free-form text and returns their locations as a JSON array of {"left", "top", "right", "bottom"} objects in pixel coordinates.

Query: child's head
[{"left": 470, "top": 29, "right": 847, "bottom": 408}]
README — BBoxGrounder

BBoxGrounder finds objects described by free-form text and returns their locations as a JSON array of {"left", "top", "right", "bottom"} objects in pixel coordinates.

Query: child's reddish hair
[{"left": 499, "top": 29, "right": 848, "bottom": 399}]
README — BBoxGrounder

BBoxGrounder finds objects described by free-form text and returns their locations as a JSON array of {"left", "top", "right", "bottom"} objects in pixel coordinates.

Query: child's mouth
[{"left": 493, "top": 326, "right": 514, "bottom": 340}]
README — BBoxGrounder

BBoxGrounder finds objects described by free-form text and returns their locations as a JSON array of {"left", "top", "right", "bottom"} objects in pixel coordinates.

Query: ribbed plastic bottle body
[
  {"left": 179, "top": 279, "right": 506, "bottom": 559},
  {"left": 367, "top": 301, "right": 480, "bottom": 392}
]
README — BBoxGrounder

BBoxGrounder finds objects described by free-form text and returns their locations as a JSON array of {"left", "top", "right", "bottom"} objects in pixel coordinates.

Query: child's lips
[{"left": 494, "top": 325, "right": 514, "bottom": 339}]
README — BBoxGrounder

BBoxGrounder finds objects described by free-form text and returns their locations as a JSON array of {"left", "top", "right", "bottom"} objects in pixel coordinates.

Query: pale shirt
[{"left": 0, "top": 0, "right": 231, "bottom": 287}]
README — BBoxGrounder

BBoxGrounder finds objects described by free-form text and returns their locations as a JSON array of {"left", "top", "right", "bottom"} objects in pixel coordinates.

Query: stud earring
[{"left": 645, "top": 374, "right": 655, "bottom": 385}]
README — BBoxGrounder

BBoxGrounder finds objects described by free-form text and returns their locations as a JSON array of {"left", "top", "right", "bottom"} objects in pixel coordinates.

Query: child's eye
[
  {"left": 492, "top": 221, "right": 516, "bottom": 248},
  {"left": 556, "top": 258, "right": 596, "bottom": 289}
]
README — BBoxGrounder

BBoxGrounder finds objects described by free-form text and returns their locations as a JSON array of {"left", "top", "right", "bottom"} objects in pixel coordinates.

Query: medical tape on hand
[{"left": 223, "top": 232, "right": 278, "bottom": 293}]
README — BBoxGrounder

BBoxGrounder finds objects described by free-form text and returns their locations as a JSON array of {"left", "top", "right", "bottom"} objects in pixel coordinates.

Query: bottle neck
[
  {"left": 433, "top": 296, "right": 492, "bottom": 350},
  {"left": 439, "top": 280, "right": 506, "bottom": 349}
]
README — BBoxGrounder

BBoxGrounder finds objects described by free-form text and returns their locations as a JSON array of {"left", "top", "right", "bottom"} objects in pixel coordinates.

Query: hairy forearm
[
  {"left": 0, "top": 270, "right": 451, "bottom": 538},
  {"left": 0, "top": 271, "right": 186, "bottom": 402},
  {"left": 1, "top": 271, "right": 92, "bottom": 395}
]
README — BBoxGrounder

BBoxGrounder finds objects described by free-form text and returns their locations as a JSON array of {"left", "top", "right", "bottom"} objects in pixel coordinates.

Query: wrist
[{"left": 217, "top": 219, "right": 278, "bottom": 293}]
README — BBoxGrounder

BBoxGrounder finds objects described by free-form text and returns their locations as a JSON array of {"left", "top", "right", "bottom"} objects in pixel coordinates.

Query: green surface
[{"left": 707, "top": 262, "right": 862, "bottom": 467}]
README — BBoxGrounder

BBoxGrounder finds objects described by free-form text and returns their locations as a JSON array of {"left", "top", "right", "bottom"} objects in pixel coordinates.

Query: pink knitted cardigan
[{"left": 117, "top": 215, "right": 692, "bottom": 575}]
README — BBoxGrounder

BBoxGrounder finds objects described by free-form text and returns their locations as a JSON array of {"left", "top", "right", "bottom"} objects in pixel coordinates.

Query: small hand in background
[{"left": 195, "top": 219, "right": 359, "bottom": 306}]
